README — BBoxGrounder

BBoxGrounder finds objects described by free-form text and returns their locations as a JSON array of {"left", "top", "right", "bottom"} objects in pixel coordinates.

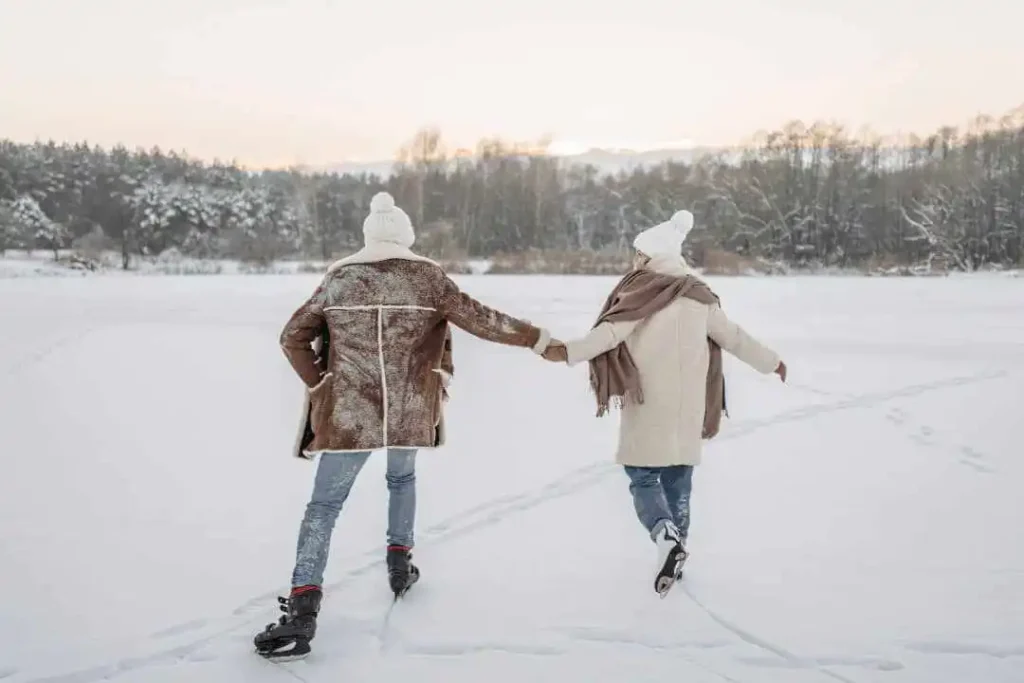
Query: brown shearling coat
[{"left": 281, "top": 257, "right": 547, "bottom": 457}]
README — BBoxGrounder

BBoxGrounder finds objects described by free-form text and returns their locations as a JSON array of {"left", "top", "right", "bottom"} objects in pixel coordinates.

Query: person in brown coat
[{"left": 255, "top": 192, "right": 556, "bottom": 661}]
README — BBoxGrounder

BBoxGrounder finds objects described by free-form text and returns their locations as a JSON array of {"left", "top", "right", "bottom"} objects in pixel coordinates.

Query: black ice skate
[
  {"left": 653, "top": 523, "right": 686, "bottom": 598},
  {"left": 387, "top": 545, "right": 420, "bottom": 599},
  {"left": 254, "top": 586, "right": 322, "bottom": 661},
  {"left": 674, "top": 547, "right": 689, "bottom": 582}
]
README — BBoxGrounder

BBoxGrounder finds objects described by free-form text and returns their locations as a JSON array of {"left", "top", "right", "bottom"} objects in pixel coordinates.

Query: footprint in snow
[
  {"left": 959, "top": 446, "right": 986, "bottom": 461},
  {"left": 956, "top": 446, "right": 993, "bottom": 473},
  {"left": 885, "top": 408, "right": 907, "bottom": 425},
  {"left": 959, "top": 458, "right": 993, "bottom": 473},
  {"left": 910, "top": 425, "right": 935, "bottom": 446}
]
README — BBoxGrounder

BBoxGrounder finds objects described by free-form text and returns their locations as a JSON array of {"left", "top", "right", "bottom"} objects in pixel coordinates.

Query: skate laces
[{"left": 275, "top": 596, "right": 290, "bottom": 625}]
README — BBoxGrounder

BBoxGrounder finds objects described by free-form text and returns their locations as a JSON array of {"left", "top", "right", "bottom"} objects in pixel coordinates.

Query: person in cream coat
[{"left": 545, "top": 210, "right": 786, "bottom": 595}]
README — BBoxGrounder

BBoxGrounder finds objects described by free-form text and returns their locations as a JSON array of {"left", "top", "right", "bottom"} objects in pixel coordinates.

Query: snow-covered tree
[
  {"left": 222, "top": 184, "right": 301, "bottom": 266},
  {"left": 0, "top": 201, "right": 17, "bottom": 254},
  {"left": 36, "top": 215, "right": 71, "bottom": 260},
  {"left": 124, "top": 181, "right": 177, "bottom": 266},
  {"left": 0, "top": 102, "right": 1023, "bottom": 271},
  {"left": 10, "top": 194, "right": 68, "bottom": 259},
  {"left": 171, "top": 184, "right": 222, "bottom": 258}
]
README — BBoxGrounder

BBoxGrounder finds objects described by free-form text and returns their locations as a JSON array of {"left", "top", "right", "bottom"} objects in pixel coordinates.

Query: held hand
[
  {"left": 774, "top": 360, "right": 787, "bottom": 383},
  {"left": 542, "top": 340, "right": 568, "bottom": 363}
]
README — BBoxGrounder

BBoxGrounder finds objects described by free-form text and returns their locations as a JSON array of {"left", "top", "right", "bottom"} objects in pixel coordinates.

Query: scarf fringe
[{"left": 594, "top": 387, "right": 645, "bottom": 418}]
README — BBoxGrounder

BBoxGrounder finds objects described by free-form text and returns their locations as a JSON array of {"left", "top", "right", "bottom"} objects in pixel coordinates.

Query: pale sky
[{"left": 1, "top": 0, "right": 1022, "bottom": 168}]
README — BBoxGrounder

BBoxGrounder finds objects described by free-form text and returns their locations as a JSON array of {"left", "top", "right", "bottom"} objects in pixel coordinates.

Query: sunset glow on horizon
[{"left": 2, "top": 0, "right": 1021, "bottom": 168}]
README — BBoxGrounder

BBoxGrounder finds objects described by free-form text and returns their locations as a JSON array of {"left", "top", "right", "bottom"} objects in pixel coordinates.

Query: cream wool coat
[{"left": 565, "top": 254, "right": 780, "bottom": 467}]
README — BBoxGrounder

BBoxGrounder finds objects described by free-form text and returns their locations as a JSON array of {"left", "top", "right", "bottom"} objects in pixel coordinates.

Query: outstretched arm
[
  {"left": 707, "top": 306, "right": 781, "bottom": 375},
  {"left": 563, "top": 319, "right": 641, "bottom": 366},
  {"left": 280, "top": 279, "right": 330, "bottom": 388},
  {"left": 439, "top": 276, "right": 551, "bottom": 354}
]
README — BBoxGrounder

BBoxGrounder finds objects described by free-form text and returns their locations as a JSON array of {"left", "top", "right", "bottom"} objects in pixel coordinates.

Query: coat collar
[{"left": 327, "top": 242, "right": 439, "bottom": 273}]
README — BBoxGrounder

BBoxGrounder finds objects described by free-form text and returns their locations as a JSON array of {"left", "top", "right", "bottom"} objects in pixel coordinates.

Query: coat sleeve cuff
[
  {"left": 565, "top": 340, "right": 586, "bottom": 366},
  {"left": 760, "top": 351, "right": 782, "bottom": 375},
  {"left": 531, "top": 328, "right": 552, "bottom": 355}
]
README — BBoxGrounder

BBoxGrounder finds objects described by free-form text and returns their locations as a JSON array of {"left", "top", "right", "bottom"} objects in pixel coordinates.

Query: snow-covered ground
[{"left": 1, "top": 274, "right": 1022, "bottom": 683}]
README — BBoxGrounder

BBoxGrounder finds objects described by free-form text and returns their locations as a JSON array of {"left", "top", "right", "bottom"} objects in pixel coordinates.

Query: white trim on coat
[
  {"left": 531, "top": 328, "right": 552, "bottom": 355},
  {"left": 294, "top": 395, "right": 314, "bottom": 460},
  {"left": 326, "top": 242, "right": 439, "bottom": 272},
  {"left": 304, "top": 446, "right": 428, "bottom": 456},
  {"left": 324, "top": 305, "right": 437, "bottom": 312},
  {"left": 375, "top": 306, "right": 388, "bottom": 445},
  {"left": 306, "top": 302, "right": 440, "bottom": 454}
]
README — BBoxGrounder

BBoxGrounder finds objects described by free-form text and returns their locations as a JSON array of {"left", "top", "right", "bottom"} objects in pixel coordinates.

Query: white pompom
[
  {"left": 670, "top": 209, "right": 694, "bottom": 232},
  {"left": 370, "top": 192, "right": 395, "bottom": 213}
]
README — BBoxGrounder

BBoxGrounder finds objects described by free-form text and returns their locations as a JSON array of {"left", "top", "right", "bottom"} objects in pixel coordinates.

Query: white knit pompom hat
[
  {"left": 363, "top": 192, "right": 415, "bottom": 248},
  {"left": 632, "top": 210, "right": 694, "bottom": 258}
]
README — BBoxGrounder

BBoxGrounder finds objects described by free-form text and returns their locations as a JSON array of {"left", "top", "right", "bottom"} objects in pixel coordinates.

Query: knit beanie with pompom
[
  {"left": 632, "top": 210, "right": 695, "bottom": 258},
  {"left": 362, "top": 192, "right": 415, "bottom": 248}
]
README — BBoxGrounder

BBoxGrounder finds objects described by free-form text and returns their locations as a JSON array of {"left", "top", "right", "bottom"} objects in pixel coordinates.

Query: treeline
[{"left": 2, "top": 104, "right": 1023, "bottom": 272}]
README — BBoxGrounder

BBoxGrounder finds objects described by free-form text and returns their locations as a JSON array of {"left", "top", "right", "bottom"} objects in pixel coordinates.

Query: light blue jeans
[
  {"left": 623, "top": 465, "right": 694, "bottom": 544},
  {"left": 291, "top": 449, "right": 417, "bottom": 588}
]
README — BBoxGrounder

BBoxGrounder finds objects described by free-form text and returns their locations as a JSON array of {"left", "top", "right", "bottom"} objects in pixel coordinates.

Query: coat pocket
[{"left": 308, "top": 372, "right": 333, "bottom": 432}]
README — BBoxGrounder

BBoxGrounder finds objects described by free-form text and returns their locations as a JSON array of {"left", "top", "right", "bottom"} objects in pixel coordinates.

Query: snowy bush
[
  {"left": 437, "top": 260, "right": 474, "bottom": 274},
  {"left": 699, "top": 248, "right": 779, "bottom": 276},
  {"left": 156, "top": 247, "right": 185, "bottom": 264},
  {"left": 297, "top": 261, "right": 328, "bottom": 274},
  {"left": 144, "top": 257, "right": 224, "bottom": 276},
  {"left": 489, "top": 249, "right": 628, "bottom": 275},
  {"left": 73, "top": 224, "right": 115, "bottom": 261},
  {"left": 237, "top": 260, "right": 291, "bottom": 275}
]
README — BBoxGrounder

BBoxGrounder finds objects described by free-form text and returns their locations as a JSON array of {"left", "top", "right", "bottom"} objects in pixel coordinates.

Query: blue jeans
[
  {"left": 291, "top": 449, "right": 417, "bottom": 587},
  {"left": 623, "top": 465, "right": 694, "bottom": 544}
]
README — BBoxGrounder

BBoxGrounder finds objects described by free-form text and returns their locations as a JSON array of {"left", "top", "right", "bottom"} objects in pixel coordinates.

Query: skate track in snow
[{"left": 10, "top": 367, "right": 1011, "bottom": 683}]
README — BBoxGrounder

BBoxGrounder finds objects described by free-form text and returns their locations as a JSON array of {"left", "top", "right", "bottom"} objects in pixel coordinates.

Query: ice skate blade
[
  {"left": 260, "top": 652, "right": 310, "bottom": 663},
  {"left": 654, "top": 548, "right": 686, "bottom": 598},
  {"left": 255, "top": 635, "right": 312, "bottom": 660}
]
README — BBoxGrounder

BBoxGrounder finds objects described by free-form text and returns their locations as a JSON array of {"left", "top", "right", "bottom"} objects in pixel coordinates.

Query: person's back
[
  {"left": 618, "top": 252, "right": 778, "bottom": 463},
  {"left": 556, "top": 210, "right": 786, "bottom": 597},
  {"left": 284, "top": 253, "right": 549, "bottom": 455},
  {"left": 307, "top": 259, "right": 450, "bottom": 451},
  {"left": 258, "top": 192, "right": 557, "bottom": 661},
  {"left": 625, "top": 298, "right": 712, "bottom": 459}
]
